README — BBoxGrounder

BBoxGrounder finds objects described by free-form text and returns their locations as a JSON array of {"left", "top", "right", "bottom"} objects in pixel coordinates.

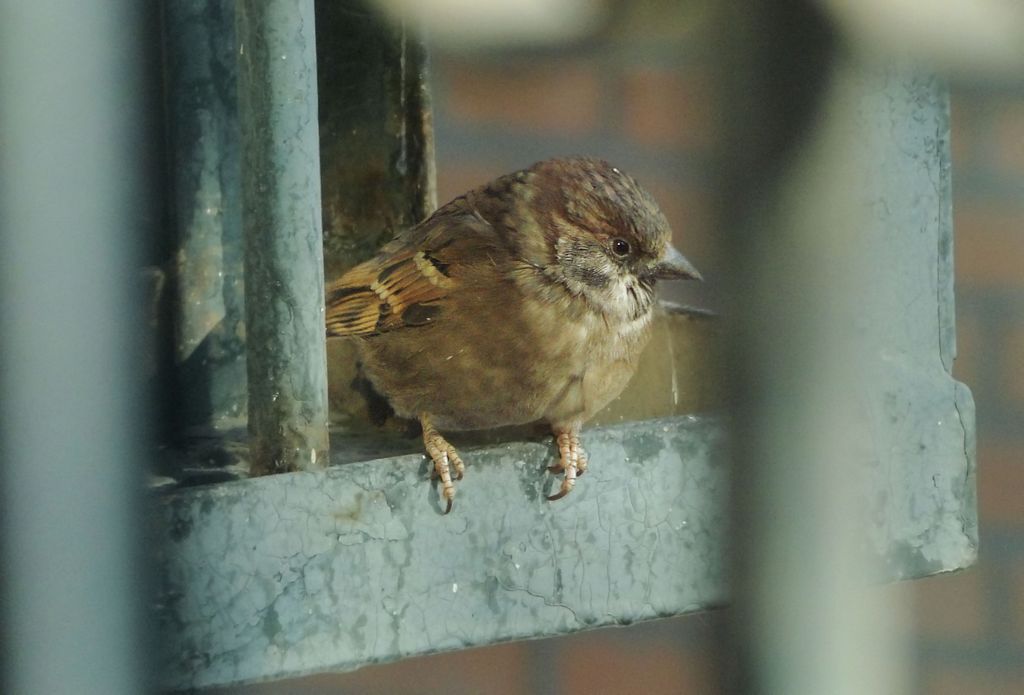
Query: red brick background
[
  {"left": 924, "top": 83, "right": 1024, "bottom": 693},
  {"left": 224, "top": 38, "right": 1023, "bottom": 695}
]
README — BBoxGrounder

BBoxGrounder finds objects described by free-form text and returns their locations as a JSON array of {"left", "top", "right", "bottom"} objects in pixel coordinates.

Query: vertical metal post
[
  {"left": 718, "top": 2, "right": 910, "bottom": 693},
  {"left": 237, "top": 0, "right": 330, "bottom": 474},
  {"left": 162, "top": 0, "right": 248, "bottom": 433},
  {"left": 0, "top": 2, "right": 153, "bottom": 693}
]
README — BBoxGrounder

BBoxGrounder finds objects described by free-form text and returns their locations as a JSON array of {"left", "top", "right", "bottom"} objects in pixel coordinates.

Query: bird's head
[{"left": 520, "top": 157, "right": 702, "bottom": 320}]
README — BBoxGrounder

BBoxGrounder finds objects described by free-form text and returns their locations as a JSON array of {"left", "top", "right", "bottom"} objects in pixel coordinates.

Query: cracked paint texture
[{"left": 155, "top": 417, "right": 727, "bottom": 690}]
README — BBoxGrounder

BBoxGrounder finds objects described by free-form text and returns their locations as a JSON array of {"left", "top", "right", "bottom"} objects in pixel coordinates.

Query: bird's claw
[
  {"left": 422, "top": 414, "right": 464, "bottom": 515},
  {"left": 547, "top": 429, "right": 586, "bottom": 502}
]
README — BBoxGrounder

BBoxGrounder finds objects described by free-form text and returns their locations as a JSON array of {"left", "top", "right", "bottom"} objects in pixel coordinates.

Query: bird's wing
[{"left": 325, "top": 201, "right": 502, "bottom": 337}]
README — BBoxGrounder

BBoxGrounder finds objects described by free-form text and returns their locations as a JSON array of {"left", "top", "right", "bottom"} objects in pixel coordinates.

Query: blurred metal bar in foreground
[
  {"left": 237, "top": 0, "right": 330, "bottom": 475},
  {"left": 718, "top": 3, "right": 974, "bottom": 693},
  {"left": 0, "top": 3, "right": 154, "bottom": 694}
]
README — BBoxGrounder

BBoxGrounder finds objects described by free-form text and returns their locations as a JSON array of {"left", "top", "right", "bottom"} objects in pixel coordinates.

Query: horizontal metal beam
[
  {"left": 155, "top": 416, "right": 728, "bottom": 690},
  {"left": 155, "top": 388, "right": 973, "bottom": 691}
]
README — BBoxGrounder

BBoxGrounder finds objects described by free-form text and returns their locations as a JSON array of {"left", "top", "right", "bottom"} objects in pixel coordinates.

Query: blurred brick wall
[
  {"left": 429, "top": 48, "right": 721, "bottom": 317},
  {"left": 909, "top": 85, "right": 1024, "bottom": 694},
  {"left": 224, "top": 37, "right": 1023, "bottom": 695}
]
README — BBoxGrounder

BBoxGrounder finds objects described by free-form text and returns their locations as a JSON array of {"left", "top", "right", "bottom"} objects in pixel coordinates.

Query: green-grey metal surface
[
  {"left": 237, "top": 0, "right": 330, "bottom": 474},
  {"left": 163, "top": 0, "right": 247, "bottom": 432},
  {"left": 1, "top": 3, "right": 153, "bottom": 693},
  {"left": 860, "top": 71, "right": 977, "bottom": 578},
  {"left": 153, "top": 72, "right": 976, "bottom": 691},
  {"left": 155, "top": 417, "right": 726, "bottom": 689}
]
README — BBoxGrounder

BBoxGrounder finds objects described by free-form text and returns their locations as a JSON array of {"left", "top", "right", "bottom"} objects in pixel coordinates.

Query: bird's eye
[{"left": 612, "top": 238, "right": 631, "bottom": 257}]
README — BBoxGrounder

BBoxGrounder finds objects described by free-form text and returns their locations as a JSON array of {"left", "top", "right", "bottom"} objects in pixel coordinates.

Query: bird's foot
[
  {"left": 421, "top": 414, "right": 464, "bottom": 514},
  {"left": 547, "top": 428, "right": 586, "bottom": 501}
]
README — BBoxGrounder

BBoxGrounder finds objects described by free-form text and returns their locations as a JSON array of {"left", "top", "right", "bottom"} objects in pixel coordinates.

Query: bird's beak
[{"left": 650, "top": 244, "right": 702, "bottom": 281}]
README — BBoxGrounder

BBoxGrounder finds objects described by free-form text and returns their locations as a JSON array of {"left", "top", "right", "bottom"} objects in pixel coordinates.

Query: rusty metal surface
[{"left": 316, "top": 0, "right": 436, "bottom": 281}]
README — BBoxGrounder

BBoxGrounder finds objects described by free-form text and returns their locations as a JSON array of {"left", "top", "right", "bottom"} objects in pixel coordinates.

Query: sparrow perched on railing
[{"left": 325, "top": 156, "right": 701, "bottom": 513}]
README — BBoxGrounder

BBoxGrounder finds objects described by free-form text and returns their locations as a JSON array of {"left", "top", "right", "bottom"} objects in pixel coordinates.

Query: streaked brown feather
[{"left": 325, "top": 201, "right": 502, "bottom": 337}]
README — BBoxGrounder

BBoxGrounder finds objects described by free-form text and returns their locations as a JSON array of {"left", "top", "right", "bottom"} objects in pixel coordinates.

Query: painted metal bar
[
  {"left": 156, "top": 416, "right": 729, "bottom": 691},
  {"left": 717, "top": 4, "right": 974, "bottom": 692},
  {"left": 163, "top": 0, "right": 248, "bottom": 434},
  {"left": 237, "top": 0, "right": 330, "bottom": 475},
  {"left": 0, "top": 2, "right": 155, "bottom": 693}
]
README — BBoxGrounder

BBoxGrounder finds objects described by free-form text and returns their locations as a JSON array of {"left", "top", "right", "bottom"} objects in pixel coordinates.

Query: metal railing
[{"left": 1, "top": 0, "right": 1002, "bottom": 692}]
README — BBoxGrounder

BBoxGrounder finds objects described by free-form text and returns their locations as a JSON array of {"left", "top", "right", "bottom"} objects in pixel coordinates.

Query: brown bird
[{"left": 325, "top": 157, "right": 701, "bottom": 513}]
